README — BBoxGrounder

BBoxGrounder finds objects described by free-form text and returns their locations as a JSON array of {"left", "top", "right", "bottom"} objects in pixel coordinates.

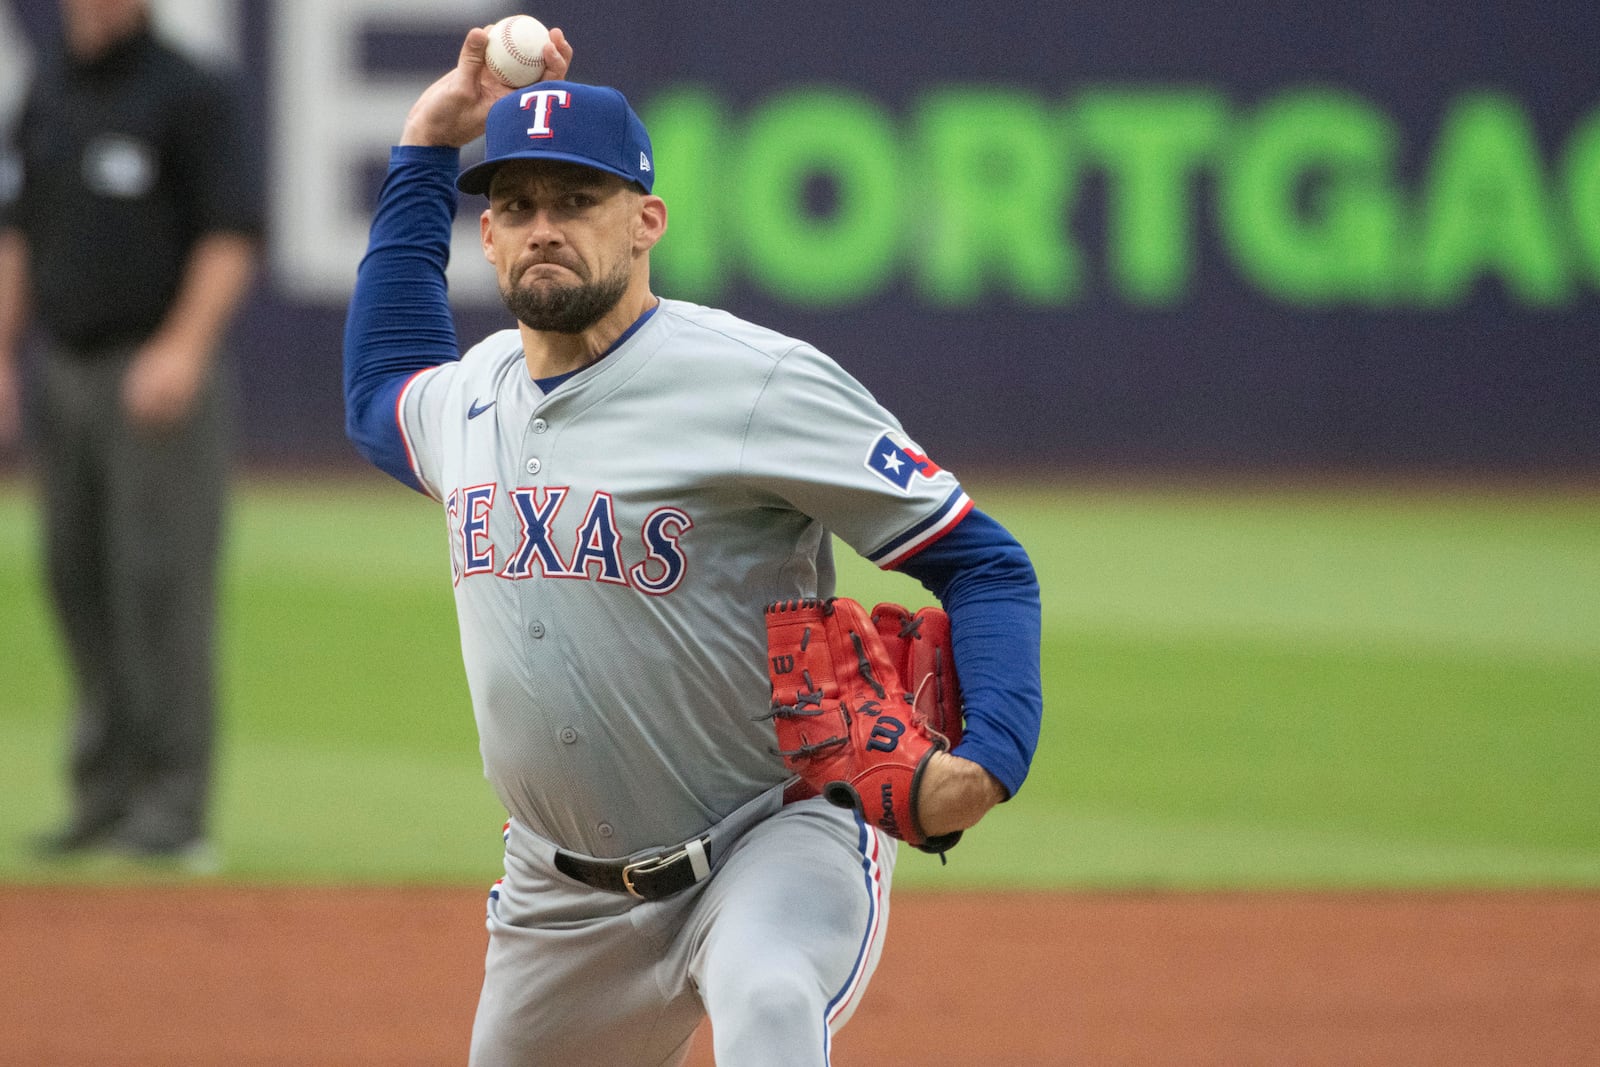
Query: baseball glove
[{"left": 763, "top": 596, "right": 965, "bottom": 854}]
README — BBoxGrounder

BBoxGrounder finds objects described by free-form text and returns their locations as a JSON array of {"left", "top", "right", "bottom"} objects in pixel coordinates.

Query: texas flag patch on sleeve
[{"left": 864, "top": 429, "right": 943, "bottom": 492}]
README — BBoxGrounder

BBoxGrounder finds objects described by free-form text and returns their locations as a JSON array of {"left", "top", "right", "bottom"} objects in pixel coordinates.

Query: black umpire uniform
[{"left": 1, "top": 18, "right": 262, "bottom": 860}]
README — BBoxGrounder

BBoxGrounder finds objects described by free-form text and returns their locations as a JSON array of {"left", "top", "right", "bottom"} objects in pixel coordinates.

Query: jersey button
[
  {"left": 529, "top": 621, "right": 545, "bottom": 639},
  {"left": 531, "top": 418, "right": 548, "bottom": 434},
  {"left": 559, "top": 727, "right": 578, "bottom": 744},
  {"left": 525, "top": 457, "right": 541, "bottom": 475},
  {"left": 597, "top": 823, "right": 614, "bottom": 838}
]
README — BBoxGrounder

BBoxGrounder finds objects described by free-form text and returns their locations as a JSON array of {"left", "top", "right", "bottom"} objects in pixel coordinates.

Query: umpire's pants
[{"left": 36, "top": 341, "right": 230, "bottom": 848}]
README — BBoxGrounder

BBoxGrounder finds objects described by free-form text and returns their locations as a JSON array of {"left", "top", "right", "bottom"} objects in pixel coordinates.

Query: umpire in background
[{"left": 0, "top": 0, "right": 261, "bottom": 867}]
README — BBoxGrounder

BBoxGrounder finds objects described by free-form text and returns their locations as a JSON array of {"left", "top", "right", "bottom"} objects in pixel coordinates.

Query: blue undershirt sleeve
[
  {"left": 342, "top": 146, "right": 464, "bottom": 491},
  {"left": 894, "top": 507, "right": 1043, "bottom": 798}
]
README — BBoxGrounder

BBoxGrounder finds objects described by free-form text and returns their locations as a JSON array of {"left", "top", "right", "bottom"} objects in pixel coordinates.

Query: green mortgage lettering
[{"left": 643, "top": 84, "right": 1599, "bottom": 310}]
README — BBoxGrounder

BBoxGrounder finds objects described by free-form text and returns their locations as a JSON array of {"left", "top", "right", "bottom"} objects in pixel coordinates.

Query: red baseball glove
[{"left": 764, "top": 596, "right": 965, "bottom": 854}]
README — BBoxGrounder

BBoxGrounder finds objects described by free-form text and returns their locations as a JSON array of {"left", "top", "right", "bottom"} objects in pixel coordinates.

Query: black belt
[{"left": 553, "top": 835, "right": 713, "bottom": 901}]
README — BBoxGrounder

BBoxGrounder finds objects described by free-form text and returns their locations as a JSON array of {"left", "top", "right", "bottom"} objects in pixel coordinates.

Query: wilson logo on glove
[
  {"left": 878, "top": 783, "right": 902, "bottom": 838},
  {"left": 759, "top": 597, "right": 965, "bottom": 855},
  {"left": 867, "top": 715, "right": 905, "bottom": 752}
]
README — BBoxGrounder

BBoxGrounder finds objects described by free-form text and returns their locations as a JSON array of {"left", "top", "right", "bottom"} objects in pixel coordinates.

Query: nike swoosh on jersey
[{"left": 468, "top": 399, "right": 496, "bottom": 419}]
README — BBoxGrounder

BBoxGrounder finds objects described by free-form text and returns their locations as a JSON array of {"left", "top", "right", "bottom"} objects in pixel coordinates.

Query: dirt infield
[{"left": 1, "top": 887, "right": 1596, "bottom": 1065}]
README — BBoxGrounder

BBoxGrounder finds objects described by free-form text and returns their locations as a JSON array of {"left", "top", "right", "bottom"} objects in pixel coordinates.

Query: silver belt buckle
[
  {"left": 620, "top": 835, "right": 711, "bottom": 900},
  {"left": 621, "top": 849, "right": 682, "bottom": 899}
]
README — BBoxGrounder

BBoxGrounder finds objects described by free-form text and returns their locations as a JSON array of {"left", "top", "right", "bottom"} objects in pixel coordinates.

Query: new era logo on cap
[{"left": 457, "top": 80, "right": 655, "bottom": 195}]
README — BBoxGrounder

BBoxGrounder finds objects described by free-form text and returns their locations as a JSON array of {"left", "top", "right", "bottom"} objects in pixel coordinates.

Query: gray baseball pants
[{"left": 470, "top": 788, "right": 896, "bottom": 1066}]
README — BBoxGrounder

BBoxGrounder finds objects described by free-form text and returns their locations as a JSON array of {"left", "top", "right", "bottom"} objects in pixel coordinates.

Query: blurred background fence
[{"left": 3, "top": 0, "right": 1597, "bottom": 479}]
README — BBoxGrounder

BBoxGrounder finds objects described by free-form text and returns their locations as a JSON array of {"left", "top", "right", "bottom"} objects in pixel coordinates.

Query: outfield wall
[{"left": 4, "top": 0, "right": 1598, "bottom": 474}]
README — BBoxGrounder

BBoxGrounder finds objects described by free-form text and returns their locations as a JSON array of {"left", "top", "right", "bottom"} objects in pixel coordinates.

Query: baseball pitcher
[{"left": 343, "top": 26, "right": 1043, "bottom": 1066}]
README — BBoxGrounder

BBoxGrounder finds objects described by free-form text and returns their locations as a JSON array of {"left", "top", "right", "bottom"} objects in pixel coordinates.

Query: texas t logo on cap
[
  {"left": 457, "top": 80, "right": 655, "bottom": 196},
  {"left": 518, "top": 88, "right": 570, "bottom": 137}
]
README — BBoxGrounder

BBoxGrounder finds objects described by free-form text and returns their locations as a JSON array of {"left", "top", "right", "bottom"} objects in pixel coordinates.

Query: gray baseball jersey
[{"left": 395, "top": 297, "right": 971, "bottom": 859}]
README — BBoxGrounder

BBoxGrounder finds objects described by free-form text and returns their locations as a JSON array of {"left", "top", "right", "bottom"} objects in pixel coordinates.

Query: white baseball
[{"left": 484, "top": 15, "right": 550, "bottom": 88}]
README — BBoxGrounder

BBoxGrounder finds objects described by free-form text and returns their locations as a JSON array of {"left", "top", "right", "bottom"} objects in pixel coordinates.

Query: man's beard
[{"left": 500, "top": 260, "right": 630, "bottom": 334}]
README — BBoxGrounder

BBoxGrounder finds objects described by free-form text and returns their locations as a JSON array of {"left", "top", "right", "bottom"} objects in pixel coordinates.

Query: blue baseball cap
[{"left": 457, "top": 81, "right": 655, "bottom": 196}]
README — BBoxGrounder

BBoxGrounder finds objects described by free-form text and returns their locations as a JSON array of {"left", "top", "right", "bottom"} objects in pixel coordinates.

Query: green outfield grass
[{"left": 2, "top": 475, "right": 1597, "bottom": 889}]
